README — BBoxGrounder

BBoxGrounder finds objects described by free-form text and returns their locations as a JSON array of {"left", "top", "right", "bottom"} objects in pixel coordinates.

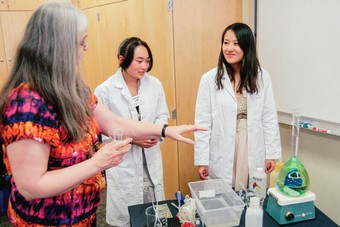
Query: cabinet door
[
  {"left": 1, "top": 11, "right": 32, "bottom": 74},
  {"left": 84, "top": 0, "right": 178, "bottom": 199},
  {"left": 0, "top": 0, "right": 8, "bottom": 10},
  {"left": 81, "top": 8, "right": 104, "bottom": 91},
  {"left": 73, "top": 0, "right": 127, "bottom": 9},
  {"left": 173, "top": 0, "right": 242, "bottom": 196},
  {"left": 82, "top": 0, "right": 242, "bottom": 199},
  {"left": 128, "top": 0, "right": 177, "bottom": 200},
  {"left": 5, "top": 0, "right": 45, "bottom": 10},
  {"left": 99, "top": 0, "right": 127, "bottom": 5},
  {"left": 72, "top": 0, "right": 99, "bottom": 9}
]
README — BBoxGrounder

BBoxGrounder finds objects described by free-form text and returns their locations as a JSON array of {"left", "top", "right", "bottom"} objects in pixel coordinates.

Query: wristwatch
[{"left": 161, "top": 124, "right": 168, "bottom": 138}]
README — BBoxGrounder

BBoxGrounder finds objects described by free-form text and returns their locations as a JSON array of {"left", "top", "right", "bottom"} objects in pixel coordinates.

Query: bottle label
[
  {"left": 253, "top": 177, "right": 263, "bottom": 188},
  {"left": 253, "top": 177, "right": 263, "bottom": 181},
  {"left": 251, "top": 176, "right": 265, "bottom": 196}
]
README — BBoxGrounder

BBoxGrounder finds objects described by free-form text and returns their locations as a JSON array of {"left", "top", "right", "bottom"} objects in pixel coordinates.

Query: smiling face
[
  {"left": 122, "top": 45, "right": 150, "bottom": 80},
  {"left": 222, "top": 30, "right": 244, "bottom": 68}
]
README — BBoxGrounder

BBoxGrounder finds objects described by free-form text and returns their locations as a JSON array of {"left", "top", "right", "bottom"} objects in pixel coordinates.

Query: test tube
[{"left": 177, "top": 191, "right": 181, "bottom": 208}]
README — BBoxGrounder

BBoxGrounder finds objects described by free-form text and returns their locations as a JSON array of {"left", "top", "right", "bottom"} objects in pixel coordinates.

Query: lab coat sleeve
[
  {"left": 261, "top": 71, "right": 282, "bottom": 160},
  {"left": 194, "top": 73, "right": 213, "bottom": 166},
  {"left": 94, "top": 81, "right": 110, "bottom": 108},
  {"left": 94, "top": 80, "right": 112, "bottom": 142},
  {"left": 153, "top": 81, "right": 170, "bottom": 125}
]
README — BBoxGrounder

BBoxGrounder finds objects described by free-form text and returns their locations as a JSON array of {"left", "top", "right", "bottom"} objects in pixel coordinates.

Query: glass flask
[{"left": 277, "top": 113, "right": 310, "bottom": 196}]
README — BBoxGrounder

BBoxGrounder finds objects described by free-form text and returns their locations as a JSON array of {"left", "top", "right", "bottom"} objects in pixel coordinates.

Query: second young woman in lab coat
[
  {"left": 194, "top": 23, "right": 281, "bottom": 191},
  {"left": 95, "top": 37, "right": 169, "bottom": 227}
]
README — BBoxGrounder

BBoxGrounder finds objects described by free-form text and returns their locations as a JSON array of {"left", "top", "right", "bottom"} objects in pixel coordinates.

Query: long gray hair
[{"left": 0, "top": 2, "right": 92, "bottom": 142}]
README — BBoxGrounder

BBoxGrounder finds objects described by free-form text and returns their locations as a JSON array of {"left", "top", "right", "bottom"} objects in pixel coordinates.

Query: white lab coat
[
  {"left": 94, "top": 68, "right": 169, "bottom": 226},
  {"left": 194, "top": 67, "right": 281, "bottom": 187}
]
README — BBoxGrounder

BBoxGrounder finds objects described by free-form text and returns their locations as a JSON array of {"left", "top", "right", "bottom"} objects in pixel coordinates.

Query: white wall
[{"left": 257, "top": 0, "right": 340, "bottom": 125}]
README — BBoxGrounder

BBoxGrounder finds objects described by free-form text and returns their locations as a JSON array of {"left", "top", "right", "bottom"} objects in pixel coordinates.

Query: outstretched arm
[{"left": 94, "top": 102, "right": 206, "bottom": 144}]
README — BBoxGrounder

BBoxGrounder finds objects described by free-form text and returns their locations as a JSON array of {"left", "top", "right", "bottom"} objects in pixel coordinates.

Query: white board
[{"left": 257, "top": 0, "right": 340, "bottom": 135}]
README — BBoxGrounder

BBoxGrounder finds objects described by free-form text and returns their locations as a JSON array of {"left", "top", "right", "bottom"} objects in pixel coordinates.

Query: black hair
[
  {"left": 215, "top": 22, "right": 261, "bottom": 94},
  {"left": 117, "top": 37, "right": 153, "bottom": 72}
]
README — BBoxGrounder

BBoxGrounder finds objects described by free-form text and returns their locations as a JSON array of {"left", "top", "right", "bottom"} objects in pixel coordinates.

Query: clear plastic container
[{"left": 188, "top": 179, "right": 245, "bottom": 227}]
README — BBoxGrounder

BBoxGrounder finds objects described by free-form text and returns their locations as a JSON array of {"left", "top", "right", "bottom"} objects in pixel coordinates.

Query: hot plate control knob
[{"left": 285, "top": 211, "right": 295, "bottom": 220}]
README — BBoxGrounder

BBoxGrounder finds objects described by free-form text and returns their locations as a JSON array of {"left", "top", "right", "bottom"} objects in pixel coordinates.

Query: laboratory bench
[{"left": 128, "top": 198, "right": 339, "bottom": 227}]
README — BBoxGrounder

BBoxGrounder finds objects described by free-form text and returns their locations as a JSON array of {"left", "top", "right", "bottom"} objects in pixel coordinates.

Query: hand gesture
[
  {"left": 92, "top": 138, "right": 132, "bottom": 171},
  {"left": 132, "top": 139, "right": 158, "bottom": 148},
  {"left": 166, "top": 125, "right": 207, "bottom": 144}
]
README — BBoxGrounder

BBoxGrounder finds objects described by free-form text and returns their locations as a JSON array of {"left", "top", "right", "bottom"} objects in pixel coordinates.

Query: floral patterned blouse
[{"left": 0, "top": 83, "right": 105, "bottom": 226}]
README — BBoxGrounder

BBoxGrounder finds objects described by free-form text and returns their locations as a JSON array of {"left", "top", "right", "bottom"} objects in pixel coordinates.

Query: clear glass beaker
[{"left": 145, "top": 205, "right": 168, "bottom": 227}]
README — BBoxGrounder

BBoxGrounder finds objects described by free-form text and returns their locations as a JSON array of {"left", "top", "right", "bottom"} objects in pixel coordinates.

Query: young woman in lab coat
[
  {"left": 194, "top": 23, "right": 282, "bottom": 191},
  {"left": 95, "top": 37, "right": 169, "bottom": 226}
]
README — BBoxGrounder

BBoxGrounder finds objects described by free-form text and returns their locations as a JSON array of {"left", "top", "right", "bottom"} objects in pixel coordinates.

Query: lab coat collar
[
  {"left": 113, "top": 68, "right": 145, "bottom": 102},
  {"left": 113, "top": 68, "right": 131, "bottom": 101},
  {"left": 113, "top": 68, "right": 126, "bottom": 88}
]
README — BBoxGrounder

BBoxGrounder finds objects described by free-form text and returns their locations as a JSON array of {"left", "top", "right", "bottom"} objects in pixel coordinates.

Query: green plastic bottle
[{"left": 277, "top": 113, "right": 310, "bottom": 196}]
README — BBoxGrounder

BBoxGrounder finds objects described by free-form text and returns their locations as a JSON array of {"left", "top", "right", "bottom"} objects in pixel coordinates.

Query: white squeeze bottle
[
  {"left": 251, "top": 167, "right": 267, "bottom": 200},
  {"left": 246, "top": 196, "right": 263, "bottom": 227}
]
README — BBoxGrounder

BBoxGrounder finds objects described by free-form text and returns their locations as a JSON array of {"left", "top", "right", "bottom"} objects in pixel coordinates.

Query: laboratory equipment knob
[{"left": 285, "top": 211, "right": 295, "bottom": 221}]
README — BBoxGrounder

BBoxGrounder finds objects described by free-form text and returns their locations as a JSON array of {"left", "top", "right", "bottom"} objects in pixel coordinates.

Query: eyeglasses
[{"left": 79, "top": 38, "right": 88, "bottom": 48}]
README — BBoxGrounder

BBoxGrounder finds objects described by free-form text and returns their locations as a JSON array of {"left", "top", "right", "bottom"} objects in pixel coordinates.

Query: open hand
[{"left": 166, "top": 125, "right": 207, "bottom": 145}]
